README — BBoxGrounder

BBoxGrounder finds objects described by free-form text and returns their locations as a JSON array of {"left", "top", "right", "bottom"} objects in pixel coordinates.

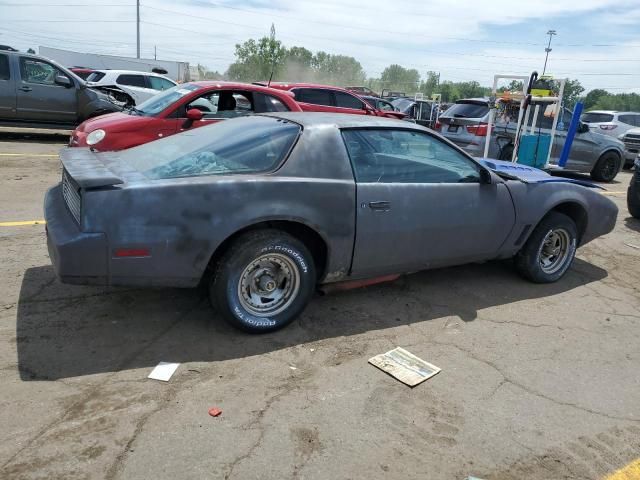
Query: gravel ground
[{"left": 0, "top": 131, "right": 638, "bottom": 480}]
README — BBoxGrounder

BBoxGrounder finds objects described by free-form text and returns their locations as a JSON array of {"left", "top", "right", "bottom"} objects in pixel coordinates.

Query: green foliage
[
  {"left": 226, "top": 37, "right": 287, "bottom": 82},
  {"left": 583, "top": 89, "right": 608, "bottom": 109},
  {"left": 591, "top": 92, "right": 640, "bottom": 111},
  {"left": 562, "top": 79, "right": 585, "bottom": 109}
]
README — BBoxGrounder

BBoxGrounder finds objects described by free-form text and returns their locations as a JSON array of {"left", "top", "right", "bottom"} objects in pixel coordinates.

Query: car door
[
  {"left": 15, "top": 56, "right": 77, "bottom": 123},
  {"left": 342, "top": 128, "right": 516, "bottom": 277},
  {"left": 0, "top": 53, "right": 16, "bottom": 119},
  {"left": 333, "top": 91, "right": 370, "bottom": 116},
  {"left": 291, "top": 88, "right": 336, "bottom": 112},
  {"left": 553, "top": 108, "right": 596, "bottom": 170}
]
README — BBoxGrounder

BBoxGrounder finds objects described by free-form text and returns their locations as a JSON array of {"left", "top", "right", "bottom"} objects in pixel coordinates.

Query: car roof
[
  {"left": 585, "top": 110, "right": 640, "bottom": 115},
  {"left": 93, "top": 69, "right": 172, "bottom": 78},
  {"left": 255, "top": 82, "right": 356, "bottom": 94},
  {"left": 186, "top": 81, "right": 296, "bottom": 97},
  {"left": 262, "top": 112, "right": 424, "bottom": 130}
]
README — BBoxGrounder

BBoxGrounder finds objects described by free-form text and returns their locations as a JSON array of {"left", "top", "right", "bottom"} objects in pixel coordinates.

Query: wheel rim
[
  {"left": 601, "top": 157, "right": 616, "bottom": 180},
  {"left": 238, "top": 253, "right": 300, "bottom": 317},
  {"left": 538, "top": 228, "right": 572, "bottom": 274}
]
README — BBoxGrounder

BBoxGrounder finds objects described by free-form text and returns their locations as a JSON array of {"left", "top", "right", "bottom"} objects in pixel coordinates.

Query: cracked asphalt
[{"left": 0, "top": 130, "right": 639, "bottom": 480}]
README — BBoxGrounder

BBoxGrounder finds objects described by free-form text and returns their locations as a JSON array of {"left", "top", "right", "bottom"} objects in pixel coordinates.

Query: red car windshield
[{"left": 135, "top": 83, "right": 202, "bottom": 116}]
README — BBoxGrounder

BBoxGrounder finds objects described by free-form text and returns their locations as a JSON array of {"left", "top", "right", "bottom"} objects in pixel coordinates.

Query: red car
[
  {"left": 255, "top": 82, "right": 405, "bottom": 120},
  {"left": 70, "top": 82, "right": 302, "bottom": 151}
]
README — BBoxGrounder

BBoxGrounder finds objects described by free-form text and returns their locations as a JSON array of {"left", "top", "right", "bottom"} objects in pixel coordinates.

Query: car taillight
[
  {"left": 466, "top": 123, "right": 488, "bottom": 136},
  {"left": 434, "top": 120, "right": 441, "bottom": 130},
  {"left": 599, "top": 124, "right": 617, "bottom": 130}
]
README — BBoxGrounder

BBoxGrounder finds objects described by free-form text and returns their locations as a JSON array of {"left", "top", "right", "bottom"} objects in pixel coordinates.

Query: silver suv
[
  {"left": 620, "top": 127, "right": 640, "bottom": 169},
  {"left": 581, "top": 110, "right": 640, "bottom": 138},
  {"left": 437, "top": 98, "right": 626, "bottom": 182}
]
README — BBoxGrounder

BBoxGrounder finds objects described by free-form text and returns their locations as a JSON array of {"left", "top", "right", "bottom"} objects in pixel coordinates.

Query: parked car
[
  {"left": 85, "top": 69, "right": 177, "bottom": 107},
  {"left": 629, "top": 158, "right": 640, "bottom": 218},
  {"left": 69, "top": 81, "right": 302, "bottom": 151},
  {"left": 46, "top": 113, "right": 617, "bottom": 333},
  {"left": 581, "top": 110, "right": 640, "bottom": 139},
  {"left": 0, "top": 50, "right": 121, "bottom": 129},
  {"left": 619, "top": 127, "right": 640, "bottom": 169},
  {"left": 69, "top": 67, "right": 97, "bottom": 80},
  {"left": 361, "top": 95, "right": 396, "bottom": 112},
  {"left": 392, "top": 98, "right": 437, "bottom": 128},
  {"left": 437, "top": 98, "right": 626, "bottom": 182},
  {"left": 256, "top": 82, "right": 405, "bottom": 120},
  {"left": 345, "top": 86, "right": 378, "bottom": 97}
]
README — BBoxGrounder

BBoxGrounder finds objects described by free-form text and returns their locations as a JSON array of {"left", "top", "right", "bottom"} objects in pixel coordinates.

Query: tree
[
  {"left": 561, "top": 79, "right": 584, "bottom": 109},
  {"left": 226, "top": 37, "right": 287, "bottom": 82},
  {"left": 419, "top": 71, "right": 439, "bottom": 97},
  {"left": 380, "top": 64, "right": 420, "bottom": 92},
  {"left": 27, "top": 48, "right": 35, "bottom": 54},
  {"left": 583, "top": 89, "right": 609, "bottom": 109}
]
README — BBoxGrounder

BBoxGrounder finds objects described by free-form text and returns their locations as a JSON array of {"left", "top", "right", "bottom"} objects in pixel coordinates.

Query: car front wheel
[
  {"left": 629, "top": 175, "right": 640, "bottom": 218},
  {"left": 210, "top": 230, "right": 316, "bottom": 333},
  {"left": 515, "top": 212, "right": 578, "bottom": 283}
]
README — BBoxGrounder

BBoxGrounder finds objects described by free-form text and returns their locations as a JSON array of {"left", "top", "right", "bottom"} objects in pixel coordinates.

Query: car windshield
[
  {"left": 119, "top": 116, "right": 301, "bottom": 180},
  {"left": 135, "top": 83, "right": 202, "bottom": 116},
  {"left": 391, "top": 98, "right": 413, "bottom": 113},
  {"left": 443, "top": 102, "right": 489, "bottom": 119}
]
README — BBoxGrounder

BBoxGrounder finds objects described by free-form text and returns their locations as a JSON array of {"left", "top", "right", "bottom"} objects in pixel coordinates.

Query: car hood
[
  {"left": 477, "top": 158, "right": 604, "bottom": 189},
  {"left": 75, "top": 111, "right": 152, "bottom": 133}
]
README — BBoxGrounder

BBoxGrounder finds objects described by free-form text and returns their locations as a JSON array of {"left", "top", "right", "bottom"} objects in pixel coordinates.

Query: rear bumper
[{"left": 44, "top": 185, "right": 109, "bottom": 285}]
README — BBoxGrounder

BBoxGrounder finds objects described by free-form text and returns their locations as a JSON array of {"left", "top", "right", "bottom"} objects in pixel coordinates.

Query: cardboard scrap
[
  {"left": 368, "top": 347, "right": 441, "bottom": 387},
  {"left": 148, "top": 362, "right": 180, "bottom": 382}
]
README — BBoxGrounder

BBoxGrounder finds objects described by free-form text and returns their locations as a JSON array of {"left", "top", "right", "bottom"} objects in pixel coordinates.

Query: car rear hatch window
[
  {"left": 86, "top": 71, "right": 106, "bottom": 82},
  {"left": 581, "top": 112, "right": 614, "bottom": 123},
  {"left": 119, "top": 116, "right": 301, "bottom": 180},
  {"left": 442, "top": 101, "right": 489, "bottom": 121}
]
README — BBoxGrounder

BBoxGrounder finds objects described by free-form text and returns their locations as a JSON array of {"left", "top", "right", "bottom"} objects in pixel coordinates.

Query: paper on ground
[
  {"left": 148, "top": 362, "right": 180, "bottom": 382},
  {"left": 369, "top": 347, "right": 441, "bottom": 387}
]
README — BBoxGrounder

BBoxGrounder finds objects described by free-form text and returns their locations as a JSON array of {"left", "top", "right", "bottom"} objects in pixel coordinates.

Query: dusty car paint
[{"left": 45, "top": 113, "right": 617, "bottom": 289}]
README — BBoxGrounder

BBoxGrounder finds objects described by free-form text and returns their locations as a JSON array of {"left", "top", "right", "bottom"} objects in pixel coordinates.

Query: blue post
[{"left": 558, "top": 102, "right": 584, "bottom": 168}]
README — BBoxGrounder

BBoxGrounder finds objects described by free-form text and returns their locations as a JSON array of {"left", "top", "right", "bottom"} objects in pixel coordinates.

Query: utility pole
[
  {"left": 542, "top": 29, "right": 556, "bottom": 76},
  {"left": 136, "top": 0, "right": 140, "bottom": 59},
  {"left": 154, "top": 45, "right": 156, "bottom": 60}
]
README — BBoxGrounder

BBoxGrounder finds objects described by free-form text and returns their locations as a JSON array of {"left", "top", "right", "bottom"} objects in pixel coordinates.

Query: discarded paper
[
  {"left": 148, "top": 362, "right": 180, "bottom": 382},
  {"left": 368, "top": 347, "right": 441, "bottom": 387},
  {"left": 625, "top": 243, "right": 640, "bottom": 250}
]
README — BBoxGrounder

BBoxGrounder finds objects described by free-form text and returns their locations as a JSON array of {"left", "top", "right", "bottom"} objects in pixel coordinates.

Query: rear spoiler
[{"left": 59, "top": 148, "right": 124, "bottom": 189}]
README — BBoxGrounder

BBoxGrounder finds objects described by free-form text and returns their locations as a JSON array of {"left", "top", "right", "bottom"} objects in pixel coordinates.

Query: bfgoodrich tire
[
  {"left": 515, "top": 212, "right": 578, "bottom": 283},
  {"left": 590, "top": 152, "right": 620, "bottom": 182},
  {"left": 210, "top": 230, "right": 316, "bottom": 333}
]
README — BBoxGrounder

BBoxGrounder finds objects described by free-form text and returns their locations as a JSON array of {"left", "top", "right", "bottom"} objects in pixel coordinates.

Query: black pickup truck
[{"left": 0, "top": 48, "right": 120, "bottom": 129}]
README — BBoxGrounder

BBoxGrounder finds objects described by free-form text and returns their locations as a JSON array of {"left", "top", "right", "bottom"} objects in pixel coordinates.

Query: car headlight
[
  {"left": 86, "top": 129, "right": 106, "bottom": 145},
  {"left": 618, "top": 133, "right": 625, "bottom": 141}
]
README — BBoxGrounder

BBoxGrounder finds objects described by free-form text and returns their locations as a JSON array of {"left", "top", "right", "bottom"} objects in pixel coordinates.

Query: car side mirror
[
  {"left": 577, "top": 122, "right": 590, "bottom": 134},
  {"left": 54, "top": 75, "right": 72, "bottom": 88},
  {"left": 479, "top": 168, "right": 492, "bottom": 184},
  {"left": 186, "top": 108, "right": 203, "bottom": 121}
]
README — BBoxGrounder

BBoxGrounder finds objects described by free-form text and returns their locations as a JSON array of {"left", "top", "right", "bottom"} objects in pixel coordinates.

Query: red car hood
[{"left": 76, "top": 112, "right": 153, "bottom": 133}]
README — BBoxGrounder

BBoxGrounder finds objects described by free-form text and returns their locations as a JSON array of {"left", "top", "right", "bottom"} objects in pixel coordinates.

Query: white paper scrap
[
  {"left": 148, "top": 362, "right": 180, "bottom": 382},
  {"left": 369, "top": 347, "right": 441, "bottom": 387}
]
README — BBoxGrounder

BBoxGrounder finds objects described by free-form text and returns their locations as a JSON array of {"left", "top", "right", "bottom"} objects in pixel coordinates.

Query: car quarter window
[
  {"left": 618, "top": 114, "right": 637, "bottom": 126},
  {"left": 253, "top": 93, "right": 290, "bottom": 112},
  {"left": 334, "top": 91, "right": 365, "bottom": 110},
  {"left": 116, "top": 74, "right": 146, "bottom": 88},
  {"left": 294, "top": 88, "right": 333, "bottom": 106},
  {"left": 0, "top": 54, "right": 9, "bottom": 80},
  {"left": 19, "top": 58, "right": 63, "bottom": 85},
  {"left": 148, "top": 76, "right": 174, "bottom": 91},
  {"left": 378, "top": 100, "right": 394, "bottom": 111},
  {"left": 342, "top": 128, "right": 481, "bottom": 183}
]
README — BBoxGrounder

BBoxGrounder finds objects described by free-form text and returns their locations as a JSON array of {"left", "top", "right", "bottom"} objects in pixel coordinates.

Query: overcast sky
[{"left": 2, "top": 0, "right": 640, "bottom": 92}]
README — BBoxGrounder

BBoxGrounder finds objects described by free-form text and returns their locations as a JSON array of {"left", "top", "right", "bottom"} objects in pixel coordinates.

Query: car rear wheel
[
  {"left": 499, "top": 144, "right": 514, "bottom": 161},
  {"left": 210, "top": 230, "right": 316, "bottom": 333},
  {"left": 628, "top": 176, "right": 640, "bottom": 219},
  {"left": 590, "top": 152, "right": 620, "bottom": 182},
  {"left": 514, "top": 212, "right": 577, "bottom": 283}
]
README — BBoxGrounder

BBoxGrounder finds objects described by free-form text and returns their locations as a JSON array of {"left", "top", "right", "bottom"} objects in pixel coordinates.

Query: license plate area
[{"left": 447, "top": 125, "right": 459, "bottom": 133}]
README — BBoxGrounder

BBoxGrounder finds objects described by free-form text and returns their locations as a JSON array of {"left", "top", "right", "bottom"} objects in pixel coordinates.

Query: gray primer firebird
[{"left": 45, "top": 113, "right": 618, "bottom": 332}]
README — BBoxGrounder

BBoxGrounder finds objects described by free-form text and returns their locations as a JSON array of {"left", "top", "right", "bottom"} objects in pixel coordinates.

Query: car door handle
[
  {"left": 368, "top": 201, "right": 391, "bottom": 211},
  {"left": 19, "top": 86, "right": 32, "bottom": 92}
]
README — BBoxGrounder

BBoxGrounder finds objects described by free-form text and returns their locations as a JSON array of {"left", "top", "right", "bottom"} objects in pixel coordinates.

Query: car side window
[
  {"left": 0, "top": 54, "right": 9, "bottom": 80},
  {"left": 117, "top": 74, "right": 146, "bottom": 88},
  {"left": 294, "top": 88, "right": 333, "bottom": 106},
  {"left": 148, "top": 76, "right": 174, "bottom": 91},
  {"left": 342, "top": 129, "right": 481, "bottom": 184},
  {"left": 19, "top": 58, "right": 62, "bottom": 85},
  {"left": 633, "top": 115, "right": 640, "bottom": 127},
  {"left": 186, "top": 90, "right": 253, "bottom": 119},
  {"left": 378, "top": 100, "right": 394, "bottom": 111},
  {"left": 618, "top": 114, "right": 634, "bottom": 126},
  {"left": 334, "top": 91, "right": 365, "bottom": 110},
  {"left": 253, "top": 93, "right": 290, "bottom": 113}
]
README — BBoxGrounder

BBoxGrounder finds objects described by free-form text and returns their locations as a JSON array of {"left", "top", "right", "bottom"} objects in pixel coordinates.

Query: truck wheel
[
  {"left": 514, "top": 212, "right": 577, "bottom": 283},
  {"left": 210, "top": 230, "right": 316, "bottom": 333},
  {"left": 590, "top": 152, "right": 620, "bottom": 182},
  {"left": 628, "top": 178, "right": 640, "bottom": 219}
]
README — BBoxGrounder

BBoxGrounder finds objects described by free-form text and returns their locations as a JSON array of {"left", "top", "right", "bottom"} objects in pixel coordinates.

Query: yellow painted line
[
  {"left": 0, "top": 220, "right": 46, "bottom": 227},
  {"left": 601, "top": 191, "right": 627, "bottom": 196},
  {"left": 603, "top": 458, "right": 640, "bottom": 480},
  {"left": 0, "top": 153, "right": 58, "bottom": 157}
]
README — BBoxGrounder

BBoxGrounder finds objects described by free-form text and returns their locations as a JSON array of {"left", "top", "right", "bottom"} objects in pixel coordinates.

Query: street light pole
[
  {"left": 136, "top": 0, "right": 140, "bottom": 59},
  {"left": 542, "top": 29, "right": 556, "bottom": 76}
]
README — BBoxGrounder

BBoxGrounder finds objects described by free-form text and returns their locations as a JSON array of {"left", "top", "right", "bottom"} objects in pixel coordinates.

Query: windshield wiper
[{"left": 453, "top": 114, "right": 467, "bottom": 118}]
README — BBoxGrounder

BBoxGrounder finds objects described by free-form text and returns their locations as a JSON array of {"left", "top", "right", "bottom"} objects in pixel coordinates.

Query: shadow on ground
[
  {"left": 0, "top": 131, "right": 69, "bottom": 144},
  {"left": 624, "top": 216, "right": 640, "bottom": 233},
  {"left": 16, "top": 259, "right": 607, "bottom": 381}
]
